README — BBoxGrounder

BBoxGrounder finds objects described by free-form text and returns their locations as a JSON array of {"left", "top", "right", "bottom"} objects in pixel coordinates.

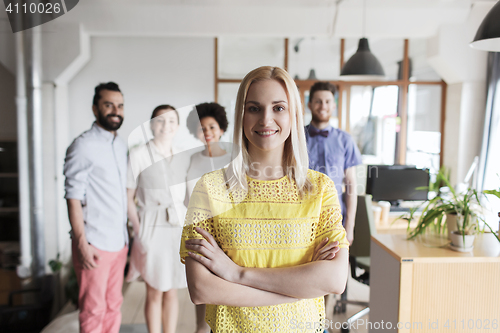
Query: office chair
[{"left": 333, "top": 195, "right": 375, "bottom": 333}]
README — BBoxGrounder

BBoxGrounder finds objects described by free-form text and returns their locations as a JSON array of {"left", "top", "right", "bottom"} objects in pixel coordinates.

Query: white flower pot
[
  {"left": 449, "top": 231, "right": 475, "bottom": 251},
  {"left": 446, "top": 213, "right": 458, "bottom": 240}
]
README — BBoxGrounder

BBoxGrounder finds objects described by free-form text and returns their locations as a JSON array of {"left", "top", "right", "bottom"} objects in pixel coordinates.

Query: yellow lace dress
[{"left": 180, "top": 169, "right": 349, "bottom": 332}]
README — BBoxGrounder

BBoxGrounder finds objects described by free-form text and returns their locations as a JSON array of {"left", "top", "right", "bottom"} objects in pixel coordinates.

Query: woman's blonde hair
[{"left": 227, "top": 66, "right": 313, "bottom": 196}]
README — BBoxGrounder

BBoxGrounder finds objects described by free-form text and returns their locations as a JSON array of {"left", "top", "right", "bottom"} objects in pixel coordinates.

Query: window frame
[{"left": 214, "top": 38, "right": 447, "bottom": 166}]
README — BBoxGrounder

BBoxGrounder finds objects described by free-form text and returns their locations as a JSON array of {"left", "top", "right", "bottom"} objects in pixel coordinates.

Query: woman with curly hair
[
  {"left": 185, "top": 102, "right": 232, "bottom": 200},
  {"left": 185, "top": 102, "right": 232, "bottom": 333}
]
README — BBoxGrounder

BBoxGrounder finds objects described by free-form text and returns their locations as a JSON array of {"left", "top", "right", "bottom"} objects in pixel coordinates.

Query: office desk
[
  {"left": 372, "top": 200, "right": 421, "bottom": 234},
  {"left": 375, "top": 212, "right": 418, "bottom": 234},
  {"left": 369, "top": 233, "right": 500, "bottom": 333}
]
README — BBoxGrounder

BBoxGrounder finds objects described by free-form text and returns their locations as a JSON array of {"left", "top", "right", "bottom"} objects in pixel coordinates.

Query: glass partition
[
  {"left": 409, "top": 39, "right": 442, "bottom": 81},
  {"left": 406, "top": 84, "right": 442, "bottom": 173},
  {"left": 348, "top": 85, "right": 399, "bottom": 165},
  {"left": 217, "top": 83, "right": 240, "bottom": 142},
  {"left": 288, "top": 37, "right": 341, "bottom": 80},
  {"left": 216, "top": 38, "right": 446, "bottom": 168}
]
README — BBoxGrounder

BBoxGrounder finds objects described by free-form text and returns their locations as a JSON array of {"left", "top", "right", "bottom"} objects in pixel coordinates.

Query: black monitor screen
[{"left": 366, "top": 165, "right": 429, "bottom": 202}]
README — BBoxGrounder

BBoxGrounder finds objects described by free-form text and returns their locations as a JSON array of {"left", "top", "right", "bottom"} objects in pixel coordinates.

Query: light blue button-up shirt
[{"left": 64, "top": 122, "right": 128, "bottom": 252}]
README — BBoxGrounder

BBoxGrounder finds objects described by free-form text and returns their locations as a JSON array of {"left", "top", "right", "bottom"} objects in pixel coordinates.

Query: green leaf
[{"left": 484, "top": 189, "right": 500, "bottom": 199}]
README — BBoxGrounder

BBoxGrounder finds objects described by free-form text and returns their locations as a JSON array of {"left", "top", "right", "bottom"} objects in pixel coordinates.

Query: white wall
[
  {"left": 67, "top": 36, "right": 214, "bottom": 145},
  {"left": 427, "top": 3, "right": 491, "bottom": 85},
  {"left": 41, "top": 83, "right": 58, "bottom": 270},
  {"left": 427, "top": 2, "right": 492, "bottom": 185},
  {"left": 444, "top": 82, "right": 487, "bottom": 185},
  {"left": 42, "top": 21, "right": 82, "bottom": 82}
]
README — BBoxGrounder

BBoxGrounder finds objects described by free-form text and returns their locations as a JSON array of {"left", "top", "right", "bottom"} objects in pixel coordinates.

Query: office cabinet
[{"left": 370, "top": 234, "right": 500, "bottom": 333}]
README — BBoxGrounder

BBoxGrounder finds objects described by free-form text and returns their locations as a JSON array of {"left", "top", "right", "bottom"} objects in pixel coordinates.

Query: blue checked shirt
[{"left": 305, "top": 124, "right": 362, "bottom": 217}]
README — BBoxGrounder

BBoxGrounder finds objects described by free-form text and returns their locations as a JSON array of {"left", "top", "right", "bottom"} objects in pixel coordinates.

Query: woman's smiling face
[
  {"left": 196, "top": 116, "right": 224, "bottom": 144},
  {"left": 151, "top": 109, "right": 179, "bottom": 140},
  {"left": 243, "top": 79, "right": 291, "bottom": 156}
]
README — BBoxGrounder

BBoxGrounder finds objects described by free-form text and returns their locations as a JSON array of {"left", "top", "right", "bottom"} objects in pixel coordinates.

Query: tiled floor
[
  {"left": 120, "top": 282, "right": 196, "bottom": 333},
  {"left": 44, "top": 273, "right": 370, "bottom": 333},
  {"left": 324, "top": 277, "right": 370, "bottom": 333}
]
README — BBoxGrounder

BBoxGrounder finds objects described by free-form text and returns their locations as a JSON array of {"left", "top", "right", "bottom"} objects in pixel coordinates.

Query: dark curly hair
[
  {"left": 187, "top": 102, "right": 228, "bottom": 137},
  {"left": 309, "top": 81, "right": 337, "bottom": 101}
]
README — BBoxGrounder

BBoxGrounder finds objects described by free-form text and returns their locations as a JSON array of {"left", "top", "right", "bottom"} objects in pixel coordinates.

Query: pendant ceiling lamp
[
  {"left": 308, "top": 69, "right": 318, "bottom": 80},
  {"left": 308, "top": 38, "right": 318, "bottom": 80},
  {"left": 470, "top": 1, "right": 500, "bottom": 51},
  {"left": 339, "top": 0, "right": 385, "bottom": 81}
]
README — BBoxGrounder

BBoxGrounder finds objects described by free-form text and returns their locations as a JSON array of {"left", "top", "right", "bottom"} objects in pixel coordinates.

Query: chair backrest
[{"left": 349, "top": 194, "right": 376, "bottom": 258}]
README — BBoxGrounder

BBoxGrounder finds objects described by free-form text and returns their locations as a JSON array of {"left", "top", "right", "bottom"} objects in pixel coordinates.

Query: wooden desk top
[
  {"left": 371, "top": 233, "right": 500, "bottom": 263},
  {"left": 374, "top": 207, "right": 420, "bottom": 234},
  {"left": 375, "top": 217, "right": 417, "bottom": 235}
]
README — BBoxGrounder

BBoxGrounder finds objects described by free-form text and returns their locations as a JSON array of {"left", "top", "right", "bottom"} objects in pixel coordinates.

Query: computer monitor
[{"left": 366, "top": 165, "right": 430, "bottom": 205}]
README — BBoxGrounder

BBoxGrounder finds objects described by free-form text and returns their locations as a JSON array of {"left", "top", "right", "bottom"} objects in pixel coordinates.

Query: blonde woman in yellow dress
[
  {"left": 185, "top": 102, "right": 232, "bottom": 333},
  {"left": 180, "top": 67, "right": 349, "bottom": 332}
]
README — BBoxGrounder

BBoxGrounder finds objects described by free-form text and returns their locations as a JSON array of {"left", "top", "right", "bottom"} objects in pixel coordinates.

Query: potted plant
[
  {"left": 447, "top": 193, "right": 480, "bottom": 252},
  {"left": 405, "top": 168, "right": 456, "bottom": 244},
  {"left": 406, "top": 169, "right": 500, "bottom": 251}
]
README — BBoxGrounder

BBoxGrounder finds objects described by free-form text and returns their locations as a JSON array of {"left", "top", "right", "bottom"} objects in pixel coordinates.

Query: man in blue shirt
[{"left": 305, "top": 82, "right": 362, "bottom": 244}]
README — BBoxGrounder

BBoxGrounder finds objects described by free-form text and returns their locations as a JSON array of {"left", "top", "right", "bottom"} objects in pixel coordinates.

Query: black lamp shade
[
  {"left": 340, "top": 38, "right": 385, "bottom": 81},
  {"left": 470, "top": 1, "right": 500, "bottom": 51},
  {"left": 308, "top": 69, "right": 317, "bottom": 80}
]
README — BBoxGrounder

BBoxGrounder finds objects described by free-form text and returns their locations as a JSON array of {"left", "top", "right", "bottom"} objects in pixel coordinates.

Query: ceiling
[{"left": 44, "top": 0, "right": 475, "bottom": 38}]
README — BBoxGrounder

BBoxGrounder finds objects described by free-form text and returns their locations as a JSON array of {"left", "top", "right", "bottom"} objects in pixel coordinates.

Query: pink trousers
[{"left": 72, "top": 241, "right": 128, "bottom": 333}]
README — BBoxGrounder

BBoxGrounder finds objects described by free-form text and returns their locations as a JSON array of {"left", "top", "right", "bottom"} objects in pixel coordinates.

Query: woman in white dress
[
  {"left": 185, "top": 103, "right": 232, "bottom": 333},
  {"left": 127, "top": 105, "right": 189, "bottom": 333}
]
